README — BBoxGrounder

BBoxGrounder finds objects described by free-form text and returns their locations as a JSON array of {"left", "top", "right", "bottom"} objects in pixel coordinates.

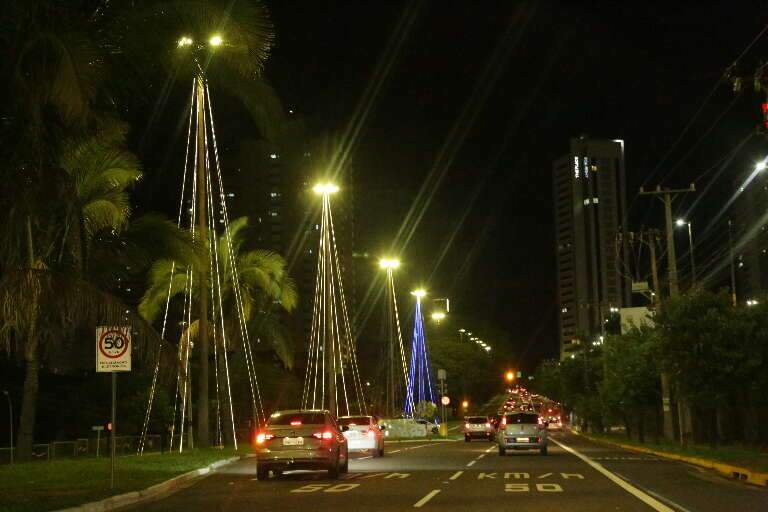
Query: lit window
[
  {"left": 592, "top": 197, "right": 599, "bottom": 204},
  {"left": 227, "top": 193, "right": 235, "bottom": 198},
  {"left": 270, "top": 153, "right": 278, "bottom": 159},
  {"left": 269, "top": 211, "right": 278, "bottom": 217}
]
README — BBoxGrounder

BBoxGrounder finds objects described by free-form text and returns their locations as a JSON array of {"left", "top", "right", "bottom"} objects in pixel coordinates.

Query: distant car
[
  {"left": 463, "top": 415, "right": 494, "bottom": 442},
  {"left": 339, "top": 415, "right": 385, "bottom": 457},
  {"left": 497, "top": 412, "right": 548, "bottom": 456},
  {"left": 253, "top": 410, "right": 349, "bottom": 480},
  {"left": 546, "top": 417, "right": 563, "bottom": 430},
  {"left": 415, "top": 418, "right": 439, "bottom": 435}
]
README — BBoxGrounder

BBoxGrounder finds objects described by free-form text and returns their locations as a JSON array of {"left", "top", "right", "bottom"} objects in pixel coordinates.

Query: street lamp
[
  {"left": 411, "top": 289, "right": 426, "bottom": 299},
  {"left": 431, "top": 311, "right": 446, "bottom": 322},
  {"left": 756, "top": 159, "right": 767, "bottom": 172},
  {"left": 505, "top": 371, "right": 515, "bottom": 383},
  {"left": 676, "top": 218, "right": 696, "bottom": 286},
  {"left": 209, "top": 34, "right": 223, "bottom": 47},
  {"left": 461, "top": 400, "right": 469, "bottom": 410},
  {"left": 313, "top": 182, "right": 340, "bottom": 195},
  {"left": 378, "top": 258, "right": 400, "bottom": 270},
  {"left": 2, "top": 391, "right": 11, "bottom": 464}
]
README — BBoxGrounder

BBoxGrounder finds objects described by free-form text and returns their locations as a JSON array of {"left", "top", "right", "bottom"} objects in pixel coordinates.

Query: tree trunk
[{"left": 217, "top": 335, "right": 235, "bottom": 446}]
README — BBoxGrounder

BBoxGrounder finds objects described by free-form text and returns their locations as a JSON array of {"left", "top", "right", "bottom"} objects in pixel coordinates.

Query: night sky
[{"left": 151, "top": 1, "right": 768, "bottom": 372}]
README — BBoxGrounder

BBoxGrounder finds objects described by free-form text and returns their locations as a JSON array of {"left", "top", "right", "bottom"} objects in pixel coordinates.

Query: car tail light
[
  {"left": 313, "top": 431, "right": 334, "bottom": 440},
  {"left": 290, "top": 420, "right": 302, "bottom": 426},
  {"left": 465, "top": 422, "right": 470, "bottom": 428},
  {"left": 485, "top": 423, "right": 491, "bottom": 428},
  {"left": 366, "top": 430, "right": 375, "bottom": 438},
  {"left": 255, "top": 432, "right": 273, "bottom": 445}
]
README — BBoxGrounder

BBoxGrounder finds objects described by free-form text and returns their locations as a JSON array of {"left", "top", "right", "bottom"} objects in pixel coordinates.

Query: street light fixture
[
  {"left": 379, "top": 258, "right": 400, "bottom": 270},
  {"left": 505, "top": 371, "right": 515, "bottom": 382},
  {"left": 411, "top": 289, "right": 426, "bottom": 299},
  {"left": 756, "top": 159, "right": 767, "bottom": 172},
  {"left": 177, "top": 36, "right": 194, "bottom": 47},
  {"left": 313, "top": 182, "right": 339, "bottom": 195},
  {"left": 209, "top": 34, "right": 223, "bottom": 47},
  {"left": 431, "top": 311, "right": 446, "bottom": 322}
]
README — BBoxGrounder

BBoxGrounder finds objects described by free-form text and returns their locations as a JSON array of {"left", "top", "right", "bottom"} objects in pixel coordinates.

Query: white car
[{"left": 339, "top": 415, "right": 385, "bottom": 457}]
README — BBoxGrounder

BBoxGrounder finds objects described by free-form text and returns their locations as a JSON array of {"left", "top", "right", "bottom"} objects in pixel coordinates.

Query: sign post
[
  {"left": 91, "top": 426, "right": 104, "bottom": 457},
  {"left": 437, "top": 369, "right": 447, "bottom": 436},
  {"left": 96, "top": 326, "right": 131, "bottom": 489}
]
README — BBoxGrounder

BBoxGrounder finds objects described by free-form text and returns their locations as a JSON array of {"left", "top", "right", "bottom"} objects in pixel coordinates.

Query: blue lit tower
[{"left": 404, "top": 289, "right": 436, "bottom": 419}]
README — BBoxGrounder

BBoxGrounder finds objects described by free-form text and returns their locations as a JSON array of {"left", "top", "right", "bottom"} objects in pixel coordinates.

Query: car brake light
[
  {"left": 367, "top": 430, "right": 375, "bottom": 438},
  {"left": 465, "top": 422, "right": 470, "bottom": 428},
  {"left": 313, "top": 431, "right": 334, "bottom": 440},
  {"left": 501, "top": 416, "right": 507, "bottom": 426},
  {"left": 255, "top": 432, "right": 273, "bottom": 444},
  {"left": 485, "top": 423, "right": 491, "bottom": 428},
  {"left": 290, "top": 420, "right": 302, "bottom": 426}
]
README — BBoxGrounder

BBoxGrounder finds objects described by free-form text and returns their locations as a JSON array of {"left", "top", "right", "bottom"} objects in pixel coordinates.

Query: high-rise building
[{"left": 552, "top": 137, "right": 630, "bottom": 359}]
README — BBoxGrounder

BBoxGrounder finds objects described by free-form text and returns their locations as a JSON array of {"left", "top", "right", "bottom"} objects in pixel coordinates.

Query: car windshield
[
  {"left": 505, "top": 413, "right": 538, "bottom": 424},
  {"left": 268, "top": 412, "right": 326, "bottom": 426},
  {"left": 467, "top": 416, "right": 487, "bottom": 423},
  {"left": 338, "top": 416, "right": 371, "bottom": 426}
]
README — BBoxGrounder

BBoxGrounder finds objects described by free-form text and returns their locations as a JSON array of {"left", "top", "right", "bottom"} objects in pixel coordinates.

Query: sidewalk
[{"left": 575, "top": 430, "right": 768, "bottom": 487}]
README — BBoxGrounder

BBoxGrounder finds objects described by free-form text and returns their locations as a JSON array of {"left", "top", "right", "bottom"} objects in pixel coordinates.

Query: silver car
[
  {"left": 497, "top": 412, "right": 548, "bottom": 455},
  {"left": 254, "top": 410, "right": 349, "bottom": 479}
]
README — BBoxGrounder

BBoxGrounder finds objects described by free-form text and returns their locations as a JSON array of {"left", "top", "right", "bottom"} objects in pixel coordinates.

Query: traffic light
[{"left": 105, "top": 422, "right": 113, "bottom": 432}]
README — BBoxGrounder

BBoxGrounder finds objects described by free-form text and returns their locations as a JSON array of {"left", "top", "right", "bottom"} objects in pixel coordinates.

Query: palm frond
[
  {"left": 139, "top": 261, "right": 193, "bottom": 323},
  {"left": 249, "top": 312, "right": 293, "bottom": 369}
]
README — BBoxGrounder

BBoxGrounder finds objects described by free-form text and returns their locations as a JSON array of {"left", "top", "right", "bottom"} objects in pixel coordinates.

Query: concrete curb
[
  {"left": 573, "top": 430, "right": 768, "bottom": 487},
  {"left": 56, "top": 455, "right": 243, "bottom": 512}
]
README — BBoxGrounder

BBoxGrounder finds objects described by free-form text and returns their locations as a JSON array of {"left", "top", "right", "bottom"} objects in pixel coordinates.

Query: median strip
[{"left": 573, "top": 430, "right": 768, "bottom": 487}]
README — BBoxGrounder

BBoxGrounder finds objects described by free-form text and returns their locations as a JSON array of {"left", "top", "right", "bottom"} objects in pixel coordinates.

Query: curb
[
  {"left": 573, "top": 430, "right": 768, "bottom": 487},
  {"left": 56, "top": 455, "right": 243, "bottom": 512}
]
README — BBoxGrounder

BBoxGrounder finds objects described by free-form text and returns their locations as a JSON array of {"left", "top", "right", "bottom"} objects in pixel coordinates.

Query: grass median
[
  {"left": 585, "top": 432, "right": 768, "bottom": 473},
  {"left": 0, "top": 447, "right": 246, "bottom": 512}
]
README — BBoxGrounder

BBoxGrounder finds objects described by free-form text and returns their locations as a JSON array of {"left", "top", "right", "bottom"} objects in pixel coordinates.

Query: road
[{"left": 130, "top": 431, "right": 767, "bottom": 512}]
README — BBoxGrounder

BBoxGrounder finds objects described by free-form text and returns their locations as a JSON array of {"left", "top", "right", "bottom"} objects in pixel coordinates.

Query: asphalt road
[{"left": 130, "top": 431, "right": 768, "bottom": 512}]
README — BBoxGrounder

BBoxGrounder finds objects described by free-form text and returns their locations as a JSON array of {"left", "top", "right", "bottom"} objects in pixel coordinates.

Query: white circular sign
[{"left": 441, "top": 396, "right": 450, "bottom": 406}]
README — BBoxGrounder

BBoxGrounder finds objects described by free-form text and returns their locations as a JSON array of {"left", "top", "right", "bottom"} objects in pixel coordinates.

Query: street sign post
[
  {"left": 96, "top": 327, "right": 131, "bottom": 489},
  {"left": 91, "top": 426, "right": 104, "bottom": 457},
  {"left": 437, "top": 369, "right": 447, "bottom": 436}
]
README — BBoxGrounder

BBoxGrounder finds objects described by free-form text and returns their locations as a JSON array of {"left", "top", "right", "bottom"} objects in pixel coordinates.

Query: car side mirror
[
  {"left": 379, "top": 425, "right": 386, "bottom": 431},
  {"left": 342, "top": 425, "right": 349, "bottom": 432}
]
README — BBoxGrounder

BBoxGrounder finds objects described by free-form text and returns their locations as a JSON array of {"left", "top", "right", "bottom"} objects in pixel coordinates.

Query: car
[
  {"left": 497, "top": 412, "right": 548, "bottom": 456},
  {"left": 463, "top": 415, "right": 495, "bottom": 442},
  {"left": 546, "top": 416, "right": 563, "bottom": 430},
  {"left": 339, "top": 415, "right": 385, "bottom": 457},
  {"left": 253, "top": 409, "right": 349, "bottom": 480},
  {"left": 415, "top": 418, "right": 439, "bottom": 435}
]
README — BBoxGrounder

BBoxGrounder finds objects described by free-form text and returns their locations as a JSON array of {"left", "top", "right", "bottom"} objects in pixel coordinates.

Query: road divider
[{"left": 413, "top": 489, "right": 441, "bottom": 508}]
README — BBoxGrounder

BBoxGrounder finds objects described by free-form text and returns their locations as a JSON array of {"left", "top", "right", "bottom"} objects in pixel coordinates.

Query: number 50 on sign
[{"left": 96, "top": 326, "right": 131, "bottom": 372}]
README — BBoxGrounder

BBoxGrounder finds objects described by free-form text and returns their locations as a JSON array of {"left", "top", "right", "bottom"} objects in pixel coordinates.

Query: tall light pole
[
  {"left": 379, "top": 257, "right": 402, "bottom": 418},
  {"left": 2, "top": 391, "right": 11, "bottom": 464},
  {"left": 676, "top": 219, "right": 696, "bottom": 287}
]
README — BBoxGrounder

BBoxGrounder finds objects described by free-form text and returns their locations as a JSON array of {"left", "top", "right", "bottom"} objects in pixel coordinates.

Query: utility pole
[
  {"left": 639, "top": 185, "right": 695, "bottom": 444},
  {"left": 195, "top": 74, "right": 210, "bottom": 448}
]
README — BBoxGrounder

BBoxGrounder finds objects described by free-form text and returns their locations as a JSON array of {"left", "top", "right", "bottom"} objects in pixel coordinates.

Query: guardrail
[{"left": 0, "top": 435, "right": 162, "bottom": 464}]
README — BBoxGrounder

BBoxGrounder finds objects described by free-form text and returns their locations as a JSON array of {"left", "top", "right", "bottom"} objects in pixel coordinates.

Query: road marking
[
  {"left": 414, "top": 490, "right": 441, "bottom": 508},
  {"left": 357, "top": 455, "right": 373, "bottom": 460},
  {"left": 485, "top": 446, "right": 495, "bottom": 453},
  {"left": 537, "top": 472, "right": 552, "bottom": 479},
  {"left": 359, "top": 472, "right": 388, "bottom": 479},
  {"left": 466, "top": 460, "right": 476, "bottom": 467},
  {"left": 389, "top": 449, "right": 402, "bottom": 453},
  {"left": 449, "top": 471, "right": 464, "bottom": 480},
  {"left": 477, "top": 453, "right": 486, "bottom": 459},
  {"left": 384, "top": 473, "right": 410, "bottom": 479},
  {"left": 550, "top": 437, "right": 675, "bottom": 512}
]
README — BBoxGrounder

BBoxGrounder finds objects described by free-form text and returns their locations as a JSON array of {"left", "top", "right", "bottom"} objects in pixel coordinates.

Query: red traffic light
[{"left": 105, "top": 422, "right": 113, "bottom": 432}]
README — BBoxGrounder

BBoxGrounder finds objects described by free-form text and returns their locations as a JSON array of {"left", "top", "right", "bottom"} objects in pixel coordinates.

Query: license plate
[
  {"left": 516, "top": 437, "right": 529, "bottom": 443},
  {"left": 283, "top": 437, "right": 304, "bottom": 446}
]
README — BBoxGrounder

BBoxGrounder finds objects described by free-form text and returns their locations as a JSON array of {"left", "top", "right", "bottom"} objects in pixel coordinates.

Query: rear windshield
[
  {"left": 505, "top": 413, "right": 538, "bottom": 424},
  {"left": 269, "top": 412, "right": 326, "bottom": 426},
  {"left": 338, "top": 416, "right": 371, "bottom": 426},
  {"left": 467, "top": 417, "right": 487, "bottom": 423}
]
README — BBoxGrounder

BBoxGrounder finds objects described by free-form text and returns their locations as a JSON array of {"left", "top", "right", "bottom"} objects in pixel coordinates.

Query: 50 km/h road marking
[{"left": 549, "top": 438, "right": 675, "bottom": 512}]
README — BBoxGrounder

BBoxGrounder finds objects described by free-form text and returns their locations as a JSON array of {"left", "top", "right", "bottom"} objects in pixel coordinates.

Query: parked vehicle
[
  {"left": 253, "top": 410, "right": 349, "bottom": 480},
  {"left": 339, "top": 415, "right": 385, "bottom": 457}
]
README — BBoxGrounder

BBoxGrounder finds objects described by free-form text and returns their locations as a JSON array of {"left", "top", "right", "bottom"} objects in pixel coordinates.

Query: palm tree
[
  {"left": 0, "top": 124, "right": 198, "bottom": 460},
  {"left": 140, "top": 217, "right": 297, "bottom": 436}
]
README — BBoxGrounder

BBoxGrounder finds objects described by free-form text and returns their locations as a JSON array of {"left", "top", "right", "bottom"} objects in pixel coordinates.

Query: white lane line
[
  {"left": 466, "top": 460, "right": 476, "bottom": 467},
  {"left": 357, "top": 456, "right": 373, "bottom": 460},
  {"left": 614, "top": 472, "right": 695, "bottom": 512},
  {"left": 389, "top": 449, "right": 402, "bottom": 453},
  {"left": 413, "top": 490, "right": 441, "bottom": 508},
  {"left": 550, "top": 438, "right": 675, "bottom": 512},
  {"left": 449, "top": 470, "right": 464, "bottom": 480},
  {"left": 485, "top": 446, "right": 495, "bottom": 453},
  {"left": 477, "top": 453, "right": 486, "bottom": 459}
]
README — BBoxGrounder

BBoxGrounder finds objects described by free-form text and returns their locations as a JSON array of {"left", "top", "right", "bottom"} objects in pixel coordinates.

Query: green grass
[
  {"left": 587, "top": 432, "right": 768, "bottom": 473},
  {"left": 0, "top": 448, "right": 245, "bottom": 512}
]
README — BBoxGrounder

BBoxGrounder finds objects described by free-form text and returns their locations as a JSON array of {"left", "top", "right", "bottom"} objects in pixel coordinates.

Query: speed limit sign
[{"left": 96, "top": 326, "right": 131, "bottom": 372}]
